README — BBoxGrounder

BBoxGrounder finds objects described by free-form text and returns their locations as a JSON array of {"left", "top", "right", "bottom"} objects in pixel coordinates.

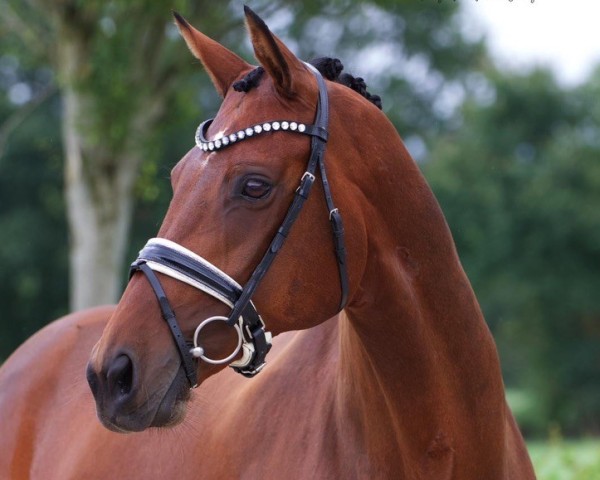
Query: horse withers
[{"left": 0, "top": 7, "right": 536, "bottom": 479}]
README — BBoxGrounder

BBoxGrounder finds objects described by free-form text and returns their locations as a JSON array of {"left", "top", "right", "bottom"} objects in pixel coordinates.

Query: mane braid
[
  {"left": 232, "top": 57, "right": 382, "bottom": 110},
  {"left": 233, "top": 67, "right": 265, "bottom": 93},
  {"left": 310, "top": 57, "right": 382, "bottom": 110}
]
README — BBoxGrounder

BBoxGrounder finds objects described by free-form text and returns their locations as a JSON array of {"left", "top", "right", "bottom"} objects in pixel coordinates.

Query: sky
[{"left": 460, "top": 0, "right": 600, "bottom": 86}]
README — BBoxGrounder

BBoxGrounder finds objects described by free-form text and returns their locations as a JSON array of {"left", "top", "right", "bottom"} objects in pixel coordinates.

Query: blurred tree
[
  {"left": 0, "top": 57, "right": 67, "bottom": 358},
  {"left": 423, "top": 66, "right": 600, "bottom": 435},
  {"left": 2, "top": 0, "right": 236, "bottom": 311}
]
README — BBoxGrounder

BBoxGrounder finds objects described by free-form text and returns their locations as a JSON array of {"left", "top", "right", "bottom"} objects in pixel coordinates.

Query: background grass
[{"left": 529, "top": 439, "right": 600, "bottom": 480}]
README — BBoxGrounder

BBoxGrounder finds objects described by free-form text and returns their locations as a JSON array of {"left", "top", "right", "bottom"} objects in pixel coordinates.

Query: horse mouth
[
  {"left": 149, "top": 365, "right": 191, "bottom": 428},
  {"left": 97, "top": 365, "right": 191, "bottom": 433}
]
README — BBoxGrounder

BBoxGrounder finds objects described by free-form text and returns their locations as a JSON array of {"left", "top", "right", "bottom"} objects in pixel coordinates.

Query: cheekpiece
[{"left": 195, "top": 119, "right": 308, "bottom": 152}]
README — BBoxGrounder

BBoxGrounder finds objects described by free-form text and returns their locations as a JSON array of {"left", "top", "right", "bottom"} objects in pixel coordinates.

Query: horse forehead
[
  {"left": 213, "top": 83, "right": 316, "bottom": 135},
  {"left": 213, "top": 90, "right": 270, "bottom": 129}
]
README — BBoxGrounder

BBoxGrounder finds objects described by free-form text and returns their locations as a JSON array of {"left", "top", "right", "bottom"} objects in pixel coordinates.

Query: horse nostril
[
  {"left": 107, "top": 354, "right": 135, "bottom": 398},
  {"left": 86, "top": 362, "right": 100, "bottom": 397}
]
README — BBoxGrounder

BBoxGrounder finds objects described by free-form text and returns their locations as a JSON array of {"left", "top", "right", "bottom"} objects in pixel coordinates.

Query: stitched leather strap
[{"left": 135, "top": 243, "right": 241, "bottom": 305}]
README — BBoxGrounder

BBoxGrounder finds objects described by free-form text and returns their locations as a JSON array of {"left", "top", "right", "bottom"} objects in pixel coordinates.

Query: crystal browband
[{"left": 195, "top": 118, "right": 327, "bottom": 152}]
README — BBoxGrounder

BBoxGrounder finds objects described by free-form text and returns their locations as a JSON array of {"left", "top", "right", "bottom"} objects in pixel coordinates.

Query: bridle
[{"left": 129, "top": 64, "right": 348, "bottom": 388}]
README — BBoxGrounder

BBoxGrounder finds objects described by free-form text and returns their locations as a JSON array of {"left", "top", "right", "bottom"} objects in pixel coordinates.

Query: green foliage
[
  {"left": 424, "top": 67, "right": 600, "bottom": 435},
  {"left": 0, "top": 90, "right": 68, "bottom": 359}
]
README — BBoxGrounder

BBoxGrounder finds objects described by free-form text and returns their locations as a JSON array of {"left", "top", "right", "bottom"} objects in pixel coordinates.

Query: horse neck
[{"left": 333, "top": 131, "right": 507, "bottom": 470}]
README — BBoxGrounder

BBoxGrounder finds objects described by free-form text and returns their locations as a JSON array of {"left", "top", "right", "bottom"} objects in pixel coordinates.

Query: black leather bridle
[{"left": 129, "top": 64, "right": 348, "bottom": 388}]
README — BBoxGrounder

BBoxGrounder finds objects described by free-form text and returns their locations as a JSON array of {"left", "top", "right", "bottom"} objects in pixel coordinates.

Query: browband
[{"left": 195, "top": 119, "right": 328, "bottom": 152}]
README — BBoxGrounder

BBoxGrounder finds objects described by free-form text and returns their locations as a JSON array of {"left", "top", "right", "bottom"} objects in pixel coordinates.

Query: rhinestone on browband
[{"left": 195, "top": 119, "right": 307, "bottom": 152}]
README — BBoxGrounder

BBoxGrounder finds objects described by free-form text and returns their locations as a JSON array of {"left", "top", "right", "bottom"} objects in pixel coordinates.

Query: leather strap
[
  {"left": 136, "top": 243, "right": 241, "bottom": 305},
  {"left": 132, "top": 262, "right": 198, "bottom": 387}
]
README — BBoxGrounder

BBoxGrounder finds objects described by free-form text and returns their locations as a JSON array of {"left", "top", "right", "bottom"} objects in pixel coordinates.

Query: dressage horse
[{"left": 0, "top": 7, "right": 536, "bottom": 479}]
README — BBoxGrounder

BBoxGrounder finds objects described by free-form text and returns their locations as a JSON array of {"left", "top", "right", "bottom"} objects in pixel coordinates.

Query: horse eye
[{"left": 241, "top": 178, "right": 271, "bottom": 199}]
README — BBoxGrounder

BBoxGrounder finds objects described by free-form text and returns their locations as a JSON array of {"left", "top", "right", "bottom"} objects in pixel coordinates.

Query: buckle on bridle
[
  {"left": 230, "top": 317, "right": 272, "bottom": 377},
  {"left": 296, "top": 171, "right": 316, "bottom": 200},
  {"left": 239, "top": 362, "right": 267, "bottom": 377},
  {"left": 300, "top": 171, "right": 316, "bottom": 183}
]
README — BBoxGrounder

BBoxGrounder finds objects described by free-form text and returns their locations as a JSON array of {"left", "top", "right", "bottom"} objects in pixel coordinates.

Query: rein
[{"left": 129, "top": 64, "right": 348, "bottom": 388}]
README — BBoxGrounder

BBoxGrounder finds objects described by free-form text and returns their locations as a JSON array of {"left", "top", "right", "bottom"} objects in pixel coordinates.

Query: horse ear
[
  {"left": 243, "top": 6, "right": 307, "bottom": 98},
  {"left": 173, "top": 12, "right": 251, "bottom": 98}
]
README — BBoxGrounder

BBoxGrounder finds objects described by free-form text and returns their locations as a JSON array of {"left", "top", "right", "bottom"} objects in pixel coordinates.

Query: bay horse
[{"left": 0, "top": 7, "right": 536, "bottom": 479}]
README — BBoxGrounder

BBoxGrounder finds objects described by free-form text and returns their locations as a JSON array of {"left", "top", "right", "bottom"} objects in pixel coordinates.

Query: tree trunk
[
  {"left": 56, "top": 23, "right": 160, "bottom": 311},
  {"left": 62, "top": 87, "right": 137, "bottom": 310}
]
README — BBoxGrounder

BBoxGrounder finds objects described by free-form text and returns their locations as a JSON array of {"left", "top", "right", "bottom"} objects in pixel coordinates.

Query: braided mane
[{"left": 233, "top": 57, "right": 382, "bottom": 110}]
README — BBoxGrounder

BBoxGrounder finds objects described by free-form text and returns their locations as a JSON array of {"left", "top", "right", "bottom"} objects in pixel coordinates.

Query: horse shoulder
[{"left": 0, "top": 306, "right": 113, "bottom": 479}]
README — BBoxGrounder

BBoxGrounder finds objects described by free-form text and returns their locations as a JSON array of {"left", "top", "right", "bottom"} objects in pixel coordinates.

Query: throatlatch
[{"left": 129, "top": 64, "right": 348, "bottom": 388}]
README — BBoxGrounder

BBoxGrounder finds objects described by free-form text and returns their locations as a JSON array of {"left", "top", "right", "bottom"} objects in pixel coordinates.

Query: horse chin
[{"left": 149, "top": 366, "right": 191, "bottom": 429}]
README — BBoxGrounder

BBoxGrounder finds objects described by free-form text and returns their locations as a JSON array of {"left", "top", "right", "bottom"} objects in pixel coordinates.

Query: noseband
[{"left": 129, "top": 64, "right": 348, "bottom": 388}]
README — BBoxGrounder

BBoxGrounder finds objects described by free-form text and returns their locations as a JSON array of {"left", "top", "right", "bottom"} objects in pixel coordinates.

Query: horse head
[{"left": 86, "top": 7, "right": 384, "bottom": 433}]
